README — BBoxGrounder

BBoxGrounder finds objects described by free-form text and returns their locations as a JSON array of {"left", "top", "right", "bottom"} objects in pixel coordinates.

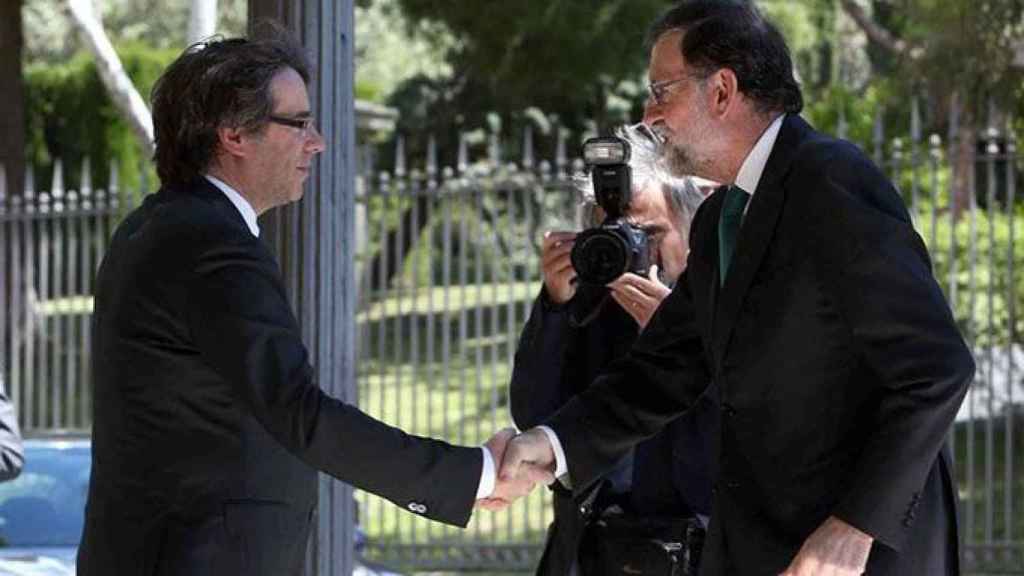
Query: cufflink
[{"left": 407, "top": 502, "right": 427, "bottom": 514}]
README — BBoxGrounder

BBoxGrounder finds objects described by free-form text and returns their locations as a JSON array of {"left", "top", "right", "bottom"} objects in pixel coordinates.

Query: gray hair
[{"left": 575, "top": 123, "right": 706, "bottom": 226}]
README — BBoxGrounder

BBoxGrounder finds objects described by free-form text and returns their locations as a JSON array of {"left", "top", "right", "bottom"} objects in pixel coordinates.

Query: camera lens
[{"left": 571, "top": 228, "right": 630, "bottom": 285}]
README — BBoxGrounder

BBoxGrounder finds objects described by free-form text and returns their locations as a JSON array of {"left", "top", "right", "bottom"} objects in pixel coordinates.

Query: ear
[
  {"left": 707, "top": 68, "right": 739, "bottom": 119},
  {"left": 217, "top": 125, "right": 248, "bottom": 159}
]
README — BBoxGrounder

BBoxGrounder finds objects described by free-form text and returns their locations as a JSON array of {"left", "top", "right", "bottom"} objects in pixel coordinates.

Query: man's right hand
[
  {"left": 541, "top": 231, "right": 578, "bottom": 304},
  {"left": 497, "top": 428, "right": 557, "bottom": 487}
]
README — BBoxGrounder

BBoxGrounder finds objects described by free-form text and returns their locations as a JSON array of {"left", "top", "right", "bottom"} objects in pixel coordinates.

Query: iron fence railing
[{"left": 1, "top": 106, "right": 1021, "bottom": 573}]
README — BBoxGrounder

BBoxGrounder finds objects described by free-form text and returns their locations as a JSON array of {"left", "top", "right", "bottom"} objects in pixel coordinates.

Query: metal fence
[
  {"left": 1, "top": 108, "right": 1022, "bottom": 574},
  {"left": 0, "top": 161, "right": 127, "bottom": 432},
  {"left": 351, "top": 113, "right": 1024, "bottom": 574}
]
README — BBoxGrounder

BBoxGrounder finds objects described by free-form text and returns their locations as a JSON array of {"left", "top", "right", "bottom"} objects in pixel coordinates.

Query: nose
[
  {"left": 642, "top": 100, "right": 664, "bottom": 127},
  {"left": 306, "top": 124, "right": 326, "bottom": 153}
]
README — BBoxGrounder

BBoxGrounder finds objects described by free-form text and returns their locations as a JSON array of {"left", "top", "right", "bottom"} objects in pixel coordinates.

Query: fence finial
[
  {"left": 81, "top": 157, "right": 93, "bottom": 194},
  {"left": 52, "top": 160, "right": 65, "bottom": 199},
  {"left": 556, "top": 126, "right": 568, "bottom": 179},
  {"left": 523, "top": 125, "right": 535, "bottom": 170},
  {"left": 457, "top": 132, "right": 469, "bottom": 174},
  {"left": 489, "top": 124, "right": 502, "bottom": 168},
  {"left": 426, "top": 134, "right": 438, "bottom": 179},
  {"left": 395, "top": 135, "right": 407, "bottom": 178},
  {"left": 911, "top": 98, "right": 921, "bottom": 143},
  {"left": 24, "top": 164, "right": 35, "bottom": 196}
]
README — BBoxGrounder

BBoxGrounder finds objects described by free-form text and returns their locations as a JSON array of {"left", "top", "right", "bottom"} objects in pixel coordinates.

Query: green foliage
[
  {"left": 24, "top": 42, "right": 178, "bottom": 196},
  {"left": 387, "top": 0, "right": 666, "bottom": 140}
]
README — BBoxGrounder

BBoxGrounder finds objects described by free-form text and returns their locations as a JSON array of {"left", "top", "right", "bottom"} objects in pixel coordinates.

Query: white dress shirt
[
  {"left": 203, "top": 174, "right": 497, "bottom": 500},
  {"left": 540, "top": 113, "right": 787, "bottom": 483}
]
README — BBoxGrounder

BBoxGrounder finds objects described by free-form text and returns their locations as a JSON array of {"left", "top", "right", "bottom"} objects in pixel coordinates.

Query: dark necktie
[{"left": 718, "top": 185, "right": 750, "bottom": 286}]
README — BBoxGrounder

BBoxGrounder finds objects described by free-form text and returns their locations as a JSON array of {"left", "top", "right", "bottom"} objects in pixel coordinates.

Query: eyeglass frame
[
  {"left": 267, "top": 114, "right": 316, "bottom": 133},
  {"left": 646, "top": 73, "right": 704, "bottom": 107}
]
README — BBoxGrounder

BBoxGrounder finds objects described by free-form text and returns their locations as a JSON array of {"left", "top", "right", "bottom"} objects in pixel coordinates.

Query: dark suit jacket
[
  {"left": 78, "top": 178, "right": 483, "bottom": 576},
  {"left": 510, "top": 288, "right": 717, "bottom": 576},
  {"left": 545, "top": 115, "right": 973, "bottom": 575}
]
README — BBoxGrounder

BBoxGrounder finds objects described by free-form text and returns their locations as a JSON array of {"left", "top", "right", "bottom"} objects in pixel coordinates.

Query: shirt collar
[
  {"left": 734, "top": 113, "right": 785, "bottom": 197},
  {"left": 204, "top": 174, "right": 260, "bottom": 238}
]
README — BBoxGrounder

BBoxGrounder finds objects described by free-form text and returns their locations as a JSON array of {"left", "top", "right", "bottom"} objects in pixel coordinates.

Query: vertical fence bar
[
  {"left": 375, "top": 166, "right": 390, "bottom": 547},
  {"left": 1003, "top": 119, "right": 1017, "bottom": 568},
  {"left": 37, "top": 190, "right": 51, "bottom": 429},
  {"left": 472, "top": 164, "right": 486, "bottom": 541},
  {"left": 423, "top": 162, "right": 439, "bottom": 549},
  {"left": 910, "top": 98, "right": 921, "bottom": 215},
  {"left": 66, "top": 187, "right": 79, "bottom": 429},
  {"left": 10, "top": 192, "right": 24, "bottom": 429},
  {"left": 395, "top": 140, "right": 409, "bottom": 548},
  {"left": 79, "top": 177, "right": 95, "bottom": 428},
  {"left": 929, "top": 135, "right": 942, "bottom": 252},
  {"left": 984, "top": 125, "right": 998, "bottom": 558},
  {"left": 52, "top": 178, "right": 66, "bottom": 428}
]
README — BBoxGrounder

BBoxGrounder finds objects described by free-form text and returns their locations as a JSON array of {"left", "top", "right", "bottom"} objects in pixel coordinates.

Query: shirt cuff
[
  {"left": 537, "top": 425, "right": 569, "bottom": 478},
  {"left": 476, "top": 446, "right": 496, "bottom": 499}
]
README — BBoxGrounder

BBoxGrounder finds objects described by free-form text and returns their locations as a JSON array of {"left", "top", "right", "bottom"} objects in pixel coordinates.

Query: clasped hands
[{"left": 476, "top": 428, "right": 558, "bottom": 511}]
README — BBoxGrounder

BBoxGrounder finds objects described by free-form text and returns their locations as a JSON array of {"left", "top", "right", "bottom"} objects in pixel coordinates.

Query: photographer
[{"left": 509, "top": 125, "right": 716, "bottom": 576}]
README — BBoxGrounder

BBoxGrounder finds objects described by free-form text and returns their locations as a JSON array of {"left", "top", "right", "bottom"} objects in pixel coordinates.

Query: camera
[{"left": 570, "top": 136, "right": 650, "bottom": 286}]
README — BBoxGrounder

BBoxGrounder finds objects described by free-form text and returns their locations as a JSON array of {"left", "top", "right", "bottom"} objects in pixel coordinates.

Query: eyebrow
[{"left": 274, "top": 110, "right": 313, "bottom": 118}]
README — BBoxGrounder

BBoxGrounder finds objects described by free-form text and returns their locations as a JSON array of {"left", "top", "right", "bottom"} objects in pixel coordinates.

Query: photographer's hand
[
  {"left": 541, "top": 231, "right": 578, "bottom": 304},
  {"left": 608, "top": 264, "right": 671, "bottom": 330}
]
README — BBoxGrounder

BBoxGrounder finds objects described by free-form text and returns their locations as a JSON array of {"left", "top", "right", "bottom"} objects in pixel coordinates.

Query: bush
[{"left": 24, "top": 42, "right": 178, "bottom": 198}]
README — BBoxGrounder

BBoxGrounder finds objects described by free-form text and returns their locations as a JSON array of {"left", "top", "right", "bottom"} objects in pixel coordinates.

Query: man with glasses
[
  {"left": 500, "top": 1, "right": 972, "bottom": 575},
  {"left": 78, "top": 30, "right": 546, "bottom": 576}
]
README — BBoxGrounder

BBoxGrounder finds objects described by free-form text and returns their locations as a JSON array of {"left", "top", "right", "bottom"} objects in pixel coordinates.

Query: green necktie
[{"left": 718, "top": 185, "right": 750, "bottom": 286}]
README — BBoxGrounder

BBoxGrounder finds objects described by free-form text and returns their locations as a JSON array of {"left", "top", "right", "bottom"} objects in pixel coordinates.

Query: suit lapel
[{"left": 711, "top": 115, "right": 808, "bottom": 357}]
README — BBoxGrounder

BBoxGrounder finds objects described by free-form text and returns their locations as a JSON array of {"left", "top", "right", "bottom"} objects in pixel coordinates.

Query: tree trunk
[
  {"left": 0, "top": 0, "right": 25, "bottom": 196},
  {"left": 64, "top": 0, "right": 154, "bottom": 158},
  {"left": 187, "top": 0, "right": 218, "bottom": 46}
]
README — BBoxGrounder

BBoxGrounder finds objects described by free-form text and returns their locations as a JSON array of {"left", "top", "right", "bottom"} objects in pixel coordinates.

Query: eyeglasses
[
  {"left": 646, "top": 74, "right": 699, "bottom": 107},
  {"left": 267, "top": 114, "right": 316, "bottom": 133}
]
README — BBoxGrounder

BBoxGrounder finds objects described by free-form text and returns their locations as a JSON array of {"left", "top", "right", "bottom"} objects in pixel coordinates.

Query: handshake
[{"left": 476, "top": 427, "right": 560, "bottom": 511}]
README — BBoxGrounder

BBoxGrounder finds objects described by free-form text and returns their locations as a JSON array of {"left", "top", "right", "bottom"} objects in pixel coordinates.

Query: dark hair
[
  {"left": 150, "top": 26, "right": 311, "bottom": 187},
  {"left": 648, "top": 0, "right": 803, "bottom": 115}
]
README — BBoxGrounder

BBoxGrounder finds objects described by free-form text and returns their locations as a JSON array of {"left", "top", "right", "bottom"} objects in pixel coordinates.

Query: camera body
[{"left": 570, "top": 136, "right": 650, "bottom": 286}]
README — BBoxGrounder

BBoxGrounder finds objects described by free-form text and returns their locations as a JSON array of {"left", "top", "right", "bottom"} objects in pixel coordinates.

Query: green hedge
[{"left": 24, "top": 42, "right": 179, "bottom": 197}]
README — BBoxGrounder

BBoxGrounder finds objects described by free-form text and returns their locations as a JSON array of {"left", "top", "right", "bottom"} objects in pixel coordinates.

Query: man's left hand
[
  {"left": 780, "top": 516, "right": 873, "bottom": 576},
  {"left": 607, "top": 264, "right": 671, "bottom": 330}
]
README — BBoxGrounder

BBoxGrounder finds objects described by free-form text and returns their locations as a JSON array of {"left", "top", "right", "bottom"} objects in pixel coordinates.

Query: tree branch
[
  {"left": 839, "top": 0, "right": 921, "bottom": 60},
  {"left": 64, "top": 0, "right": 155, "bottom": 158}
]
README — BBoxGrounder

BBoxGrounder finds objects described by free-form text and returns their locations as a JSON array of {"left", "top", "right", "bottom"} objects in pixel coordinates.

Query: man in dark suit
[
  {"left": 78, "top": 32, "right": 543, "bottom": 575},
  {"left": 499, "top": 2, "right": 974, "bottom": 575}
]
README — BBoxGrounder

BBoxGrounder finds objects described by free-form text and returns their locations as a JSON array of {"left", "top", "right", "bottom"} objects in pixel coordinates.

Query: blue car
[
  {"left": 0, "top": 433, "right": 399, "bottom": 576},
  {"left": 0, "top": 433, "right": 87, "bottom": 575}
]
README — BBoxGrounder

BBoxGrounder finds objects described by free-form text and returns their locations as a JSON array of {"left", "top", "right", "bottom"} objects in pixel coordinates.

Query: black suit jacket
[
  {"left": 78, "top": 179, "right": 482, "bottom": 576},
  {"left": 546, "top": 115, "right": 973, "bottom": 575},
  {"left": 510, "top": 288, "right": 717, "bottom": 576}
]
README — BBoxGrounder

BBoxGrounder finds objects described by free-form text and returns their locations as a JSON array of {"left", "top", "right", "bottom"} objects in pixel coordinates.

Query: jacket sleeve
[
  {"left": 186, "top": 237, "right": 482, "bottom": 528},
  {"left": 0, "top": 375, "right": 23, "bottom": 482},
  {"left": 814, "top": 150, "right": 973, "bottom": 551},
  {"left": 509, "top": 288, "right": 581, "bottom": 430},
  {"left": 544, "top": 267, "right": 713, "bottom": 497}
]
